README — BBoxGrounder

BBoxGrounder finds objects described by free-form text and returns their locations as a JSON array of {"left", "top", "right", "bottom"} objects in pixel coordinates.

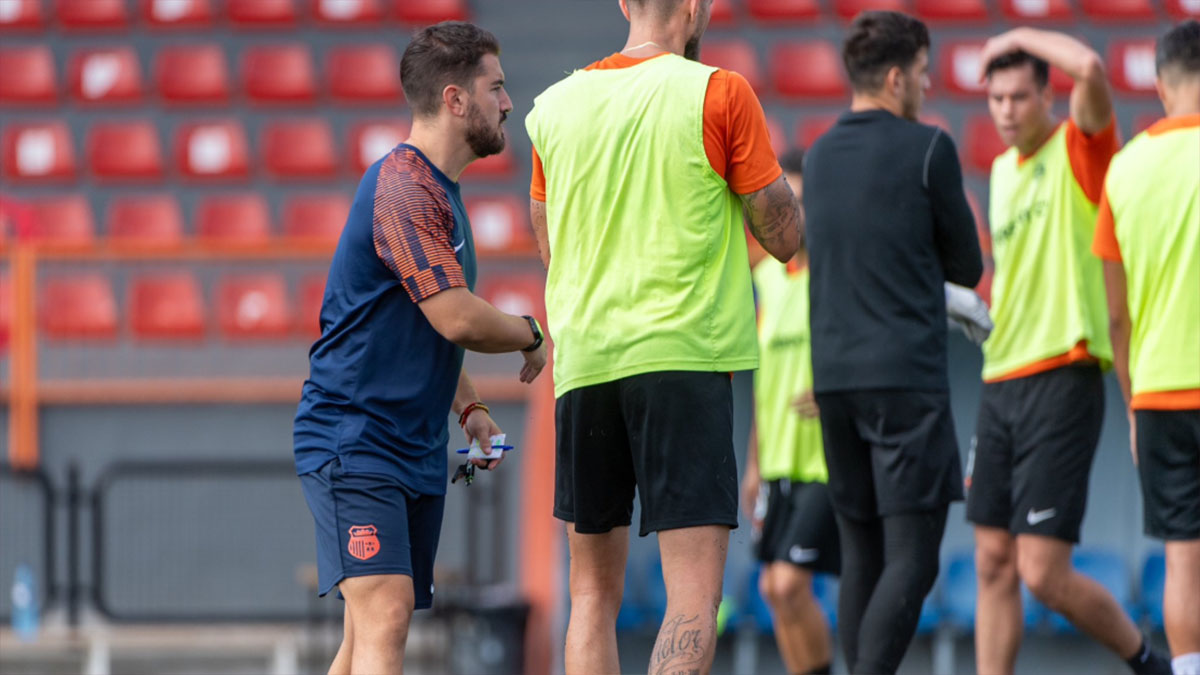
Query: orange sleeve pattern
[
  {"left": 373, "top": 151, "right": 466, "bottom": 303},
  {"left": 708, "top": 69, "right": 782, "bottom": 195},
  {"left": 1065, "top": 118, "right": 1119, "bottom": 205},
  {"left": 530, "top": 146, "right": 546, "bottom": 202},
  {"left": 1092, "top": 186, "right": 1123, "bottom": 262}
]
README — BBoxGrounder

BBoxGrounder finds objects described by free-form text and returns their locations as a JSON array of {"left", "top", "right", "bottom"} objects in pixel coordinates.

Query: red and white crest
[{"left": 347, "top": 524, "right": 380, "bottom": 561}]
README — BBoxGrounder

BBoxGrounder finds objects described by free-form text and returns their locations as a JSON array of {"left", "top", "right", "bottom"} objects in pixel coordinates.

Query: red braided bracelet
[{"left": 458, "top": 401, "right": 490, "bottom": 428}]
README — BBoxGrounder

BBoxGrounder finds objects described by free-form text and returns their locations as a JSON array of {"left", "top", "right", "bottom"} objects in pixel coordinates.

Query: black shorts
[
  {"left": 814, "top": 389, "right": 962, "bottom": 521},
  {"left": 756, "top": 479, "right": 841, "bottom": 575},
  {"left": 553, "top": 371, "right": 739, "bottom": 537},
  {"left": 1136, "top": 409, "right": 1200, "bottom": 541},
  {"left": 966, "top": 364, "right": 1104, "bottom": 543}
]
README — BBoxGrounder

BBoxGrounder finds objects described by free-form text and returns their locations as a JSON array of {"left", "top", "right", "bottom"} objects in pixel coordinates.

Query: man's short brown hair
[{"left": 400, "top": 21, "right": 500, "bottom": 118}]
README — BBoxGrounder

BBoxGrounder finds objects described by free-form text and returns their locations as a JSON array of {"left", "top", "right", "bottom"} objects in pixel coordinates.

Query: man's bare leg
[
  {"left": 1165, "top": 539, "right": 1200, "bottom": 662},
  {"left": 564, "top": 526, "right": 628, "bottom": 675},
  {"left": 650, "top": 525, "right": 729, "bottom": 675},
  {"left": 329, "top": 603, "right": 353, "bottom": 675},
  {"left": 974, "top": 526, "right": 1023, "bottom": 675},
  {"left": 761, "top": 562, "right": 832, "bottom": 673},
  {"left": 339, "top": 574, "right": 415, "bottom": 674}
]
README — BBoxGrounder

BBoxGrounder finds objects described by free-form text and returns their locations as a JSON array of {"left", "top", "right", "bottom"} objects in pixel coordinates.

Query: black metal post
[{"left": 66, "top": 462, "right": 80, "bottom": 627}]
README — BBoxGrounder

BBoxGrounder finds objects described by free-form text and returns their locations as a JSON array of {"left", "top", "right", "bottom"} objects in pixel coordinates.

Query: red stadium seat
[
  {"left": 999, "top": 0, "right": 1074, "bottom": 21},
  {"left": 217, "top": 274, "right": 292, "bottom": 339},
  {"left": 746, "top": 0, "right": 820, "bottom": 21},
  {"left": 175, "top": 120, "right": 250, "bottom": 179},
  {"left": 964, "top": 114, "right": 1007, "bottom": 173},
  {"left": 710, "top": 0, "right": 736, "bottom": 24},
  {"left": 1081, "top": 0, "right": 1155, "bottom": 20},
  {"left": 701, "top": 41, "right": 763, "bottom": 93},
  {"left": 40, "top": 275, "right": 118, "bottom": 339},
  {"left": 68, "top": 47, "right": 143, "bottom": 104},
  {"left": 393, "top": 0, "right": 468, "bottom": 23},
  {"left": 833, "top": 0, "right": 909, "bottom": 20},
  {"left": 56, "top": 0, "right": 128, "bottom": 29},
  {"left": 0, "top": 46, "right": 56, "bottom": 104},
  {"left": 348, "top": 119, "right": 409, "bottom": 173},
  {"left": 107, "top": 195, "right": 185, "bottom": 248},
  {"left": 283, "top": 194, "right": 350, "bottom": 242},
  {"left": 228, "top": 0, "right": 296, "bottom": 26},
  {"left": 263, "top": 119, "right": 337, "bottom": 178},
  {"left": 155, "top": 45, "right": 230, "bottom": 104},
  {"left": 477, "top": 274, "right": 546, "bottom": 324},
  {"left": 297, "top": 275, "right": 326, "bottom": 336},
  {"left": 130, "top": 274, "right": 205, "bottom": 339},
  {"left": 197, "top": 194, "right": 272, "bottom": 246},
  {"left": 0, "top": 273, "right": 10, "bottom": 349},
  {"left": 242, "top": 44, "right": 316, "bottom": 103},
  {"left": 88, "top": 121, "right": 163, "bottom": 180},
  {"left": 771, "top": 42, "right": 847, "bottom": 99},
  {"left": 2, "top": 122, "right": 76, "bottom": 181},
  {"left": 940, "top": 40, "right": 987, "bottom": 96},
  {"left": 1109, "top": 40, "right": 1158, "bottom": 95},
  {"left": 1165, "top": 0, "right": 1200, "bottom": 18},
  {"left": 465, "top": 196, "right": 535, "bottom": 255},
  {"left": 461, "top": 146, "right": 515, "bottom": 181},
  {"left": 764, "top": 114, "right": 787, "bottom": 156},
  {"left": 915, "top": 0, "right": 988, "bottom": 22},
  {"left": 796, "top": 115, "right": 838, "bottom": 148},
  {"left": 141, "top": 0, "right": 213, "bottom": 27},
  {"left": 312, "top": 0, "right": 385, "bottom": 24},
  {"left": 0, "top": 0, "right": 42, "bottom": 30},
  {"left": 31, "top": 195, "right": 95, "bottom": 244},
  {"left": 328, "top": 45, "right": 402, "bottom": 103}
]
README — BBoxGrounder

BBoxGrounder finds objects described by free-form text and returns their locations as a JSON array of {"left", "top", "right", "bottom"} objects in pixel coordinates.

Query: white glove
[{"left": 945, "top": 282, "right": 993, "bottom": 346}]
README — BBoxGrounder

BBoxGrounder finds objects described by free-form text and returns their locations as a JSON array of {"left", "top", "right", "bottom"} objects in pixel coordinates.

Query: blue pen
[{"left": 455, "top": 445, "right": 514, "bottom": 454}]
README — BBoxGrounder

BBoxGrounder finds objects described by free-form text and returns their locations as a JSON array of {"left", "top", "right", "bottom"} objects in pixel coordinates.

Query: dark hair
[
  {"left": 1157, "top": 19, "right": 1200, "bottom": 76},
  {"left": 400, "top": 21, "right": 500, "bottom": 117},
  {"left": 627, "top": 0, "right": 684, "bottom": 18},
  {"left": 779, "top": 147, "right": 806, "bottom": 175},
  {"left": 984, "top": 50, "right": 1050, "bottom": 89},
  {"left": 842, "top": 11, "right": 930, "bottom": 92}
]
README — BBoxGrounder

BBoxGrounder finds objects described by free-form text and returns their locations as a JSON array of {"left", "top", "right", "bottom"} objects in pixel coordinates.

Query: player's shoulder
[{"left": 373, "top": 148, "right": 452, "bottom": 216}]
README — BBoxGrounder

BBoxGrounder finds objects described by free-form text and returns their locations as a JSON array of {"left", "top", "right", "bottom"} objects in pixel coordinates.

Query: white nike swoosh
[
  {"left": 453, "top": 240, "right": 465, "bottom": 253},
  {"left": 1026, "top": 508, "right": 1057, "bottom": 526},
  {"left": 788, "top": 546, "right": 820, "bottom": 563}
]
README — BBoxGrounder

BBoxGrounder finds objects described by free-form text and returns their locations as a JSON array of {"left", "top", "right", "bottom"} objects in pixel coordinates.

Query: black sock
[
  {"left": 804, "top": 664, "right": 832, "bottom": 675},
  {"left": 1125, "top": 639, "right": 1173, "bottom": 675}
]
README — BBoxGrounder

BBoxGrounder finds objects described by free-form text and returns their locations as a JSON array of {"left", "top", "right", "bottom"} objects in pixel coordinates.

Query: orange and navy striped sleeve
[{"left": 372, "top": 149, "right": 466, "bottom": 303}]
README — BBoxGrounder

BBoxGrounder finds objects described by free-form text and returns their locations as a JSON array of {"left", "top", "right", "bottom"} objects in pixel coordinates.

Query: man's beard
[
  {"left": 901, "top": 82, "right": 921, "bottom": 121},
  {"left": 466, "top": 102, "right": 506, "bottom": 158},
  {"left": 684, "top": 34, "right": 701, "bottom": 61}
]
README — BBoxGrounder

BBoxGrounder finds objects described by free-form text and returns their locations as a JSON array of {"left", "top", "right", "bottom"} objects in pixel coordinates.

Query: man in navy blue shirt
[{"left": 293, "top": 22, "right": 546, "bottom": 674}]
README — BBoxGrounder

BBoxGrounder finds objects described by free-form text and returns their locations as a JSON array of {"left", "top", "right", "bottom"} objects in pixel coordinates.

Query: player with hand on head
[
  {"left": 1093, "top": 19, "right": 1200, "bottom": 675},
  {"left": 292, "top": 22, "right": 546, "bottom": 675},
  {"left": 966, "top": 26, "right": 1171, "bottom": 675},
  {"left": 741, "top": 147, "right": 839, "bottom": 675},
  {"left": 525, "top": 0, "right": 802, "bottom": 672}
]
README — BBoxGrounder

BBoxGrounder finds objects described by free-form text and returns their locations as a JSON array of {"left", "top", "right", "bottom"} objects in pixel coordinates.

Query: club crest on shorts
[{"left": 347, "top": 525, "right": 380, "bottom": 560}]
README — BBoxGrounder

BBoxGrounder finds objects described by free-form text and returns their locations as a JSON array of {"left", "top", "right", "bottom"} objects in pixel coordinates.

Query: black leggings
[{"left": 835, "top": 507, "right": 948, "bottom": 675}]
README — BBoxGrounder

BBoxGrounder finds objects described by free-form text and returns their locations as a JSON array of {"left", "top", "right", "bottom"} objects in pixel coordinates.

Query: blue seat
[
  {"left": 917, "top": 591, "right": 942, "bottom": 635},
  {"left": 646, "top": 558, "right": 667, "bottom": 627},
  {"left": 1045, "top": 549, "right": 1133, "bottom": 633},
  {"left": 617, "top": 559, "right": 647, "bottom": 632},
  {"left": 742, "top": 565, "right": 775, "bottom": 634},
  {"left": 1141, "top": 551, "right": 1165, "bottom": 631},
  {"left": 812, "top": 572, "right": 838, "bottom": 630},
  {"left": 942, "top": 552, "right": 976, "bottom": 632}
]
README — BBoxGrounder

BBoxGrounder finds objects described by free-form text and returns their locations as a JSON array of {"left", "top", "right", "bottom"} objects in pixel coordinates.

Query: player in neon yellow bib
[
  {"left": 741, "top": 149, "right": 837, "bottom": 675},
  {"left": 1093, "top": 21, "right": 1200, "bottom": 675},
  {"left": 968, "top": 29, "right": 1170, "bottom": 675}
]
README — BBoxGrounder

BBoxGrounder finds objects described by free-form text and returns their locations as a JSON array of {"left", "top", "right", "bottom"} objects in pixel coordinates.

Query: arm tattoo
[
  {"left": 738, "top": 174, "right": 802, "bottom": 260},
  {"left": 529, "top": 199, "right": 550, "bottom": 270},
  {"left": 649, "top": 613, "right": 711, "bottom": 675}
]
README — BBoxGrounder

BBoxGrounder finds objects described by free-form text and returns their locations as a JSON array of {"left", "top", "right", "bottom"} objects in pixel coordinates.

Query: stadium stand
[
  {"left": 393, "top": 0, "right": 470, "bottom": 23},
  {"left": 30, "top": 195, "right": 94, "bottom": 244},
  {"left": 834, "top": 0, "right": 911, "bottom": 20},
  {"left": 175, "top": 120, "right": 251, "bottom": 179},
  {"left": 107, "top": 194, "right": 185, "bottom": 247},
  {"left": 68, "top": 47, "right": 143, "bottom": 104},
  {"left": 241, "top": 44, "right": 317, "bottom": 103},
  {"left": 262, "top": 119, "right": 338, "bottom": 178},
  {"left": 282, "top": 193, "right": 351, "bottom": 242},
  {"left": 2, "top": 122, "right": 76, "bottom": 181},
  {"left": 55, "top": 0, "right": 129, "bottom": 30},
  {"left": 746, "top": 0, "right": 821, "bottom": 22},
  {"left": 155, "top": 45, "right": 231, "bottom": 104},
  {"left": 196, "top": 193, "right": 272, "bottom": 245},
  {"left": 129, "top": 273, "right": 206, "bottom": 339},
  {"left": 216, "top": 274, "right": 293, "bottom": 339},
  {"left": 141, "top": 0, "right": 214, "bottom": 28},
  {"left": 39, "top": 274, "right": 118, "bottom": 339},
  {"left": 701, "top": 40, "right": 764, "bottom": 92},
  {"left": 915, "top": 0, "right": 990, "bottom": 22},
  {"left": 87, "top": 120, "right": 164, "bottom": 180},
  {"left": 227, "top": 0, "right": 296, "bottom": 27},
  {"left": 465, "top": 195, "right": 535, "bottom": 255},
  {"left": 312, "top": 0, "right": 387, "bottom": 26},
  {"left": 1140, "top": 551, "right": 1165, "bottom": 631},
  {"left": 0, "top": 45, "right": 56, "bottom": 104},
  {"left": 771, "top": 41, "right": 847, "bottom": 98},
  {"left": 327, "top": 44, "right": 403, "bottom": 103}
]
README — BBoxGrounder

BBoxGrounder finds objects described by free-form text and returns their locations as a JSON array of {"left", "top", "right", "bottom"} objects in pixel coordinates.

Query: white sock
[{"left": 1173, "top": 652, "right": 1200, "bottom": 675}]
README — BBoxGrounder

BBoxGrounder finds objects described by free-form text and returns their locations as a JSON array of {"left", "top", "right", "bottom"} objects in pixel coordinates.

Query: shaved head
[{"left": 627, "top": 0, "right": 685, "bottom": 19}]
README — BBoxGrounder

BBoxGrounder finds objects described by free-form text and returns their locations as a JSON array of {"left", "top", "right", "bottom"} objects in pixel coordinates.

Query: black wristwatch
[{"left": 521, "top": 315, "right": 543, "bottom": 352}]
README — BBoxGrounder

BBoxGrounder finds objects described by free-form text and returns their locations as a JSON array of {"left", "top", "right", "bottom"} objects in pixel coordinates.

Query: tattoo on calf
[{"left": 649, "top": 613, "right": 711, "bottom": 675}]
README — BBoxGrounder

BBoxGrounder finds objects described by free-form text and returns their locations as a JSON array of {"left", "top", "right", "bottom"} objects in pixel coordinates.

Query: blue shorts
[{"left": 300, "top": 458, "right": 445, "bottom": 609}]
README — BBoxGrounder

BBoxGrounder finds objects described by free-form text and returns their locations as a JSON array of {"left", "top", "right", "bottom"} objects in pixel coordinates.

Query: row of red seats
[
  {"left": 0, "top": 270, "right": 545, "bottom": 341},
  {"left": 0, "top": 119, "right": 517, "bottom": 181},
  {"left": 0, "top": 0, "right": 467, "bottom": 31},
  {"left": 1, "top": 44, "right": 403, "bottom": 105},
  {"left": 716, "top": 0, "right": 1195, "bottom": 22},
  {"left": 703, "top": 37, "right": 1157, "bottom": 98},
  {"left": 2, "top": 193, "right": 535, "bottom": 253},
  {"left": 0, "top": 37, "right": 1161, "bottom": 109}
]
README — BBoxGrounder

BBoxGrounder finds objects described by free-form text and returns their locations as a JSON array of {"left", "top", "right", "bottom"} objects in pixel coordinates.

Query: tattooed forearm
[
  {"left": 649, "top": 613, "right": 712, "bottom": 675},
  {"left": 738, "top": 174, "right": 802, "bottom": 263},
  {"left": 529, "top": 198, "right": 550, "bottom": 270}
]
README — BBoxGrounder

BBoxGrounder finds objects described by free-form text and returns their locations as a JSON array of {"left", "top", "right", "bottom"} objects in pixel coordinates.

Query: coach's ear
[
  {"left": 619, "top": 0, "right": 630, "bottom": 21},
  {"left": 885, "top": 65, "right": 904, "bottom": 98},
  {"left": 441, "top": 83, "right": 469, "bottom": 119}
]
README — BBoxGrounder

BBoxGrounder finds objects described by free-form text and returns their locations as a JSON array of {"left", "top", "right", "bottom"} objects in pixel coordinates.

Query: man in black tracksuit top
[{"left": 804, "top": 12, "right": 984, "bottom": 675}]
